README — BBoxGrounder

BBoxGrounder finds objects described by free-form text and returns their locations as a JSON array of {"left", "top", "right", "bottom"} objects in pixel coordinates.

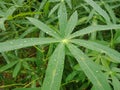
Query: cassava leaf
[
  {"left": 0, "top": 6, "right": 17, "bottom": 31},
  {"left": 42, "top": 43, "right": 65, "bottom": 90},
  {"left": 0, "top": 38, "right": 59, "bottom": 52},
  {"left": 71, "top": 39, "right": 120, "bottom": 63},
  {"left": 27, "top": 17, "right": 60, "bottom": 39},
  {"left": 112, "top": 76, "right": 120, "bottom": 90},
  {"left": 0, "top": 61, "right": 18, "bottom": 72},
  {"left": 84, "top": 0, "right": 111, "bottom": 23},
  {"left": 0, "top": 18, "right": 6, "bottom": 31},
  {"left": 103, "top": 3, "right": 116, "bottom": 24},
  {"left": 49, "top": 3, "right": 60, "bottom": 17},
  {"left": 13, "top": 62, "right": 21, "bottom": 77},
  {"left": 20, "top": 27, "right": 37, "bottom": 38},
  {"left": 58, "top": 2, "right": 67, "bottom": 36},
  {"left": 65, "top": 11, "right": 78, "bottom": 37},
  {"left": 65, "top": 0, "right": 72, "bottom": 9},
  {"left": 69, "top": 24, "right": 120, "bottom": 39},
  {"left": 67, "top": 44, "right": 111, "bottom": 90}
]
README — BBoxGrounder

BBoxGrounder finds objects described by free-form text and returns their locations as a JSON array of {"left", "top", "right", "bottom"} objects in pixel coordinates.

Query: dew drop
[
  {"left": 24, "top": 40, "right": 27, "bottom": 43},
  {"left": 10, "top": 42, "right": 13, "bottom": 44},
  {"left": 20, "top": 44, "right": 23, "bottom": 46},
  {"left": 54, "top": 59, "right": 57, "bottom": 62},
  {"left": 96, "top": 71, "right": 99, "bottom": 72}
]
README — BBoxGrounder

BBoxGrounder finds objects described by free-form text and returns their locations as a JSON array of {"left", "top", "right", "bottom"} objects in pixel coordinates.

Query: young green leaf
[
  {"left": 69, "top": 24, "right": 120, "bottom": 39},
  {"left": 84, "top": 0, "right": 111, "bottom": 23},
  {"left": 65, "top": 11, "right": 78, "bottom": 37},
  {"left": 65, "top": 0, "right": 72, "bottom": 9},
  {"left": 49, "top": 3, "right": 60, "bottom": 17},
  {"left": 20, "top": 27, "right": 37, "bottom": 38},
  {"left": 0, "top": 61, "right": 18, "bottom": 72},
  {"left": 1, "top": 52, "right": 10, "bottom": 63},
  {"left": 0, "top": 6, "right": 17, "bottom": 31},
  {"left": 115, "top": 36, "right": 120, "bottom": 44},
  {"left": 27, "top": 17, "right": 60, "bottom": 39},
  {"left": 0, "top": 38, "right": 59, "bottom": 52},
  {"left": 39, "top": 0, "right": 48, "bottom": 10},
  {"left": 67, "top": 44, "right": 111, "bottom": 90},
  {"left": 13, "top": 62, "right": 21, "bottom": 78},
  {"left": 112, "top": 76, "right": 120, "bottom": 90},
  {"left": 103, "top": 3, "right": 116, "bottom": 24},
  {"left": 42, "top": 43, "right": 65, "bottom": 90},
  {"left": 0, "top": 18, "right": 6, "bottom": 31},
  {"left": 22, "top": 61, "right": 31, "bottom": 70},
  {"left": 71, "top": 39, "right": 120, "bottom": 63}
]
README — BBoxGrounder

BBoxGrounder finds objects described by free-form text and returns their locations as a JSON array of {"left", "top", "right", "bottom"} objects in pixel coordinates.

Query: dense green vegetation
[{"left": 0, "top": 0, "right": 120, "bottom": 90}]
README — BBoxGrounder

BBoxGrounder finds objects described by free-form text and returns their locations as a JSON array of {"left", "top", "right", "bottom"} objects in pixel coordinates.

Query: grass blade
[
  {"left": 42, "top": 43, "right": 65, "bottom": 90},
  {"left": 69, "top": 24, "right": 120, "bottom": 39},
  {"left": 71, "top": 39, "right": 120, "bottom": 63},
  {"left": 67, "top": 44, "right": 111, "bottom": 90},
  {"left": 0, "top": 38, "right": 59, "bottom": 52},
  {"left": 27, "top": 17, "right": 60, "bottom": 39}
]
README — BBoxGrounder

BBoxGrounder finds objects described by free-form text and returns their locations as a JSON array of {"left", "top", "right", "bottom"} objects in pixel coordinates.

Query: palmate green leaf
[
  {"left": 65, "top": 71, "right": 78, "bottom": 82},
  {"left": 84, "top": 0, "right": 111, "bottom": 23},
  {"left": 0, "top": 38, "right": 59, "bottom": 52},
  {"left": 1, "top": 52, "right": 10, "bottom": 63},
  {"left": 71, "top": 39, "right": 120, "bottom": 63},
  {"left": 69, "top": 24, "right": 120, "bottom": 39},
  {"left": 65, "top": 11, "right": 78, "bottom": 37},
  {"left": 67, "top": 44, "right": 111, "bottom": 90},
  {"left": 112, "top": 76, "right": 120, "bottom": 90},
  {"left": 13, "top": 62, "right": 21, "bottom": 78},
  {"left": 42, "top": 43, "right": 65, "bottom": 90},
  {"left": 26, "top": 17, "right": 60, "bottom": 39},
  {"left": 58, "top": 2, "right": 67, "bottom": 36},
  {"left": 0, "top": 61, "right": 18, "bottom": 72}
]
